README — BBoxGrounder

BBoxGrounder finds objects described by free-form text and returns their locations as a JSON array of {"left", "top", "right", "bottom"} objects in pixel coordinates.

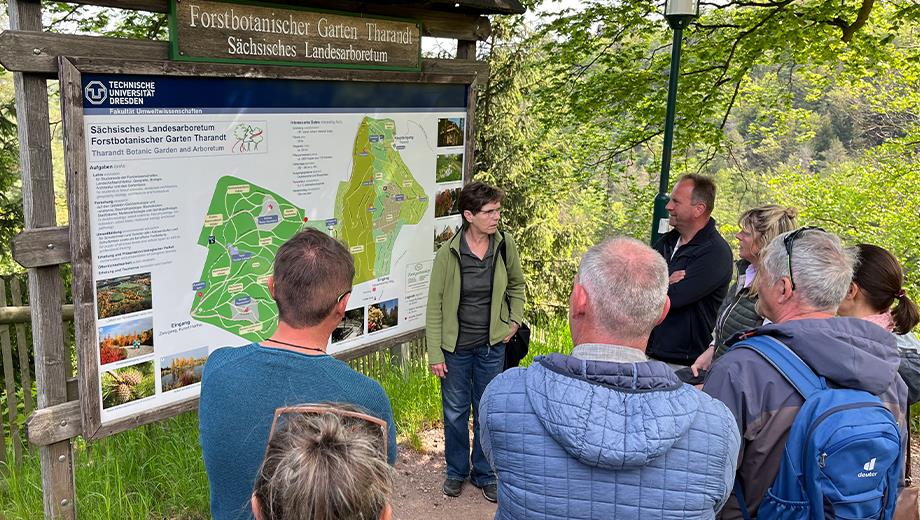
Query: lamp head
[{"left": 665, "top": 0, "right": 699, "bottom": 17}]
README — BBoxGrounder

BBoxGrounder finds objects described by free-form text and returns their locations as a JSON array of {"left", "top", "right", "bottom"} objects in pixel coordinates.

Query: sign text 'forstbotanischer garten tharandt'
[{"left": 170, "top": 0, "right": 422, "bottom": 70}]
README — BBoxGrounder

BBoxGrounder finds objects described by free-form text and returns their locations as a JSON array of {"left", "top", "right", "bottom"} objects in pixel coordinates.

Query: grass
[
  {"left": 0, "top": 317, "right": 576, "bottom": 519},
  {"left": 0, "top": 412, "right": 209, "bottom": 520},
  {"left": 2, "top": 315, "right": 913, "bottom": 518}
]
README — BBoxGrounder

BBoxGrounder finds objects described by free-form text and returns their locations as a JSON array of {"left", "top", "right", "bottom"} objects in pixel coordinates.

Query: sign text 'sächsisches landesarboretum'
[{"left": 171, "top": 0, "right": 421, "bottom": 70}]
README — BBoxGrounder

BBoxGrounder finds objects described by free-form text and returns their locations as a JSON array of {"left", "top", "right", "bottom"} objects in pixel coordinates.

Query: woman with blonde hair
[
  {"left": 686, "top": 205, "right": 797, "bottom": 380},
  {"left": 251, "top": 403, "right": 395, "bottom": 520}
]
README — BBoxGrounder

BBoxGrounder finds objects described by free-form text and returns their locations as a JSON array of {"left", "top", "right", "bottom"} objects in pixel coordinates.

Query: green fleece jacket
[{"left": 426, "top": 230, "right": 526, "bottom": 365}]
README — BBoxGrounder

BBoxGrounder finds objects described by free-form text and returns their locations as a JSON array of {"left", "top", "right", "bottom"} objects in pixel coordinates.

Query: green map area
[
  {"left": 333, "top": 117, "right": 428, "bottom": 284},
  {"left": 191, "top": 117, "right": 427, "bottom": 342},
  {"left": 191, "top": 175, "right": 307, "bottom": 342}
]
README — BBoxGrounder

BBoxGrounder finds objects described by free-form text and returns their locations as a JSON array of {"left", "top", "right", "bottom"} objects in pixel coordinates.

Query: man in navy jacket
[{"left": 648, "top": 174, "right": 733, "bottom": 366}]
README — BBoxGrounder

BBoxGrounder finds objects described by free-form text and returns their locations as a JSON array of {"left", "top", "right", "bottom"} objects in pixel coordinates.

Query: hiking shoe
[
  {"left": 442, "top": 478, "right": 463, "bottom": 497},
  {"left": 480, "top": 483, "right": 497, "bottom": 503}
]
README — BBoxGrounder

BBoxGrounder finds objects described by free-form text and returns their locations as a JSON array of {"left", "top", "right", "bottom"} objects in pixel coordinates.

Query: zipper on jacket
[{"left": 716, "top": 291, "right": 744, "bottom": 341}]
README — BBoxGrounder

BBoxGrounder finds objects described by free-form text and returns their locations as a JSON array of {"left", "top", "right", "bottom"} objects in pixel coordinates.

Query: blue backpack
[{"left": 733, "top": 335, "right": 904, "bottom": 520}]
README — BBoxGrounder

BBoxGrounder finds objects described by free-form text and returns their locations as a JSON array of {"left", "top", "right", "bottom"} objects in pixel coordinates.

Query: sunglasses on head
[
  {"left": 268, "top": 404, "right": 388, "bottom": 459},
  {"left": 782, "top": 226, "right": 825, "bottom": 290}
]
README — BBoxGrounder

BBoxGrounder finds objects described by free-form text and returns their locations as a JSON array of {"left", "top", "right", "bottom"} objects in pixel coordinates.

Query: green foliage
[
  {"left": 765, "top": 131, "right": 920, "bottom": 298},
  {"left": 475, "top": 15, "right": 614, "bottom": 317},
  {"left": 0, "top": 70, "right": 23, "bottom": 272},
  {"left": 473, "top": 0, "right": 920, "bottom": 316},
  {"left": 44, "top": 2, "right": 167, "bottom": 39},
  {"left": 0, "top": 413, "right": 209, "bottom": 520}
]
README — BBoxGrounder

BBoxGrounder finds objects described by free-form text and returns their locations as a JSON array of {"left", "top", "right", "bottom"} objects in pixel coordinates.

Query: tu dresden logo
[{"left": 84, "top": 81, "right": 108, "bottom": 105}]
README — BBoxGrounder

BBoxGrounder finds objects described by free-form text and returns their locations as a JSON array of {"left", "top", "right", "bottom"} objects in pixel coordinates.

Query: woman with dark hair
[
  {"left": 426, "top": 181, "right": 526, "bottom": 502},
  {"left": 837, "top": 244, "right": 920, "bottom": 403}
]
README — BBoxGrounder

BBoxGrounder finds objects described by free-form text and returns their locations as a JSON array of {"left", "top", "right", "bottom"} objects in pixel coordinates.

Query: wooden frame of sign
[
  {"left": 59, "top": 56, "right": 480, "bottom": 441},
  {"left": 3, "top": 0, "right": 519, "bottom": 515}
]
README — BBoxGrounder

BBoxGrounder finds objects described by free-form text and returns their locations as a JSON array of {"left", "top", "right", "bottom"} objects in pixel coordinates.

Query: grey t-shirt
[{"left": 455, "top": 233, "right": 494, "bottom": 349}]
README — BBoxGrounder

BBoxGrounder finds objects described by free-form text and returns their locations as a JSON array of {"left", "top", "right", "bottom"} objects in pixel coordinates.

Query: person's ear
[
  {"left": 462, "top": 209, "right": 474, "bottom": 224},
  {"left": 845, "top": 282, "right": 859, "bottom": 302},
  {"left": 251, "top": 494, "right": 264, "bottom": 520},
  {"left": 656, "top": 296, "right": 671, "bottom": 326},
  {"left": 570, "top": 282, "right": 589, "bottom": 317},
  {"left": 268, "top": 276, "right": 275, "bottom": 299},
  {"left": 379, "top": 503, "right": 393, "bottom": 520},
  {"left": 779, "top": 277, "right": 794, "bottom": 300},
  {"left": 336, "top": 292, "right": 351, "bottom": 315},
  {"left": 694, "top": 203, "right": 707, "bottom": 218}
]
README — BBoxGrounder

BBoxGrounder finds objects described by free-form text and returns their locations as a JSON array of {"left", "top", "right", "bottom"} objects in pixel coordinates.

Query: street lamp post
[{"left": 650, "top": 0, "right": 700, "bottom": 245}]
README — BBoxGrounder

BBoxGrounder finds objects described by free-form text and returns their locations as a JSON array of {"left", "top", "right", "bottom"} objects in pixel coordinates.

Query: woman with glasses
[
  {"left": 251, "top": 403, "right": 394, "bottom": 520},
  {"left": 426, "top": 181, "right": 526, "bottom": 502},
  {"left": 687, "top": 205, "right": 797, "bottom": 381},
  {"left": 837, "top": 244, "right": 920, "bottom": 404}
]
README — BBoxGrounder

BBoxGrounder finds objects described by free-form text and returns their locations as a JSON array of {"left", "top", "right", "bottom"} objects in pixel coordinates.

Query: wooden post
[
  {"left": 456, "top": 40, "right": 476, "bottom": 60},
  {"left": 389, "top": 341, "right": 410, "bottom": 372},
  {"left": 11, "top": 278, "right": 35, "bottom": 417},
  {"left": 8, "top": 0, "right": 78, "bottom": 516},
  {"left": 0, "top": 281, "right": 23, "bottom": 466}
]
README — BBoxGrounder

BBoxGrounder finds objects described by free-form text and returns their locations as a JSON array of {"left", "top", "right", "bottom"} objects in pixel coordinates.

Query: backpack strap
[{"left": 733, "top": 335, "right": 825, "bottom": 399}]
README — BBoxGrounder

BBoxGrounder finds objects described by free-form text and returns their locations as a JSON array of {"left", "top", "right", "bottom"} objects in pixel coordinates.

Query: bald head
[{"left": 576, "top": 237, "right": 669, "bottom": 340}]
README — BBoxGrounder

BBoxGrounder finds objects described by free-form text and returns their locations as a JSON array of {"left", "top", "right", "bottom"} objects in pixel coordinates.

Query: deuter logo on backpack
[
  {"left": 733, "top": 336, "right": 904, "bottom": 520},
  {"left": 858, "top": 457, "right": 878, "bottom": 478}
]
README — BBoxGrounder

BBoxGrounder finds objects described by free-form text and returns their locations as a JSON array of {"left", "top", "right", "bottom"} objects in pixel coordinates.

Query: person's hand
[
  {"left": 669, "top": 270, "right": 686, "bottom": 284},
  {"left": 691, "top": 345, "right": 715, "bottom": 377},
  {"left": 503, "top": 322, "right": 520, "bottom": 343},
  {"left": 430, "top": 363, "right": 448, "bottom": 378}
]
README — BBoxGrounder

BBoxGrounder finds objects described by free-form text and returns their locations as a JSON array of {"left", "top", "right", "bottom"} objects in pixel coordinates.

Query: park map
[{"left": 190, "top": 116, "right": 428, "bottom": 342}]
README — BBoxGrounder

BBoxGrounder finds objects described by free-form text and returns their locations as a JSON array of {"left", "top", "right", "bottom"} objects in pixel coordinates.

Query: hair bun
[{"left": 785, "top": 207, "right": 798, "bottom": 219}]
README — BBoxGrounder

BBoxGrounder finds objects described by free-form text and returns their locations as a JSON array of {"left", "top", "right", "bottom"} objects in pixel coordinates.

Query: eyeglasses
[
  {"left": 336, "top": 290, "right": 352, "bottom": 304},
  {"left": 782, "top": 226, "right": 825, "bottom": 290},
  {"left": 268, "top": 404, "right": 388, "bottom": 460},
  {"left": 477, "top": 208, "right": 502, "bottom": 217}
]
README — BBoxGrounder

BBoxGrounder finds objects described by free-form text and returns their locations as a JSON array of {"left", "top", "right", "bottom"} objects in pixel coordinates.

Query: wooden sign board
[
  {"left": 59, "top": 57, "right": 475, "bottom": 439},
  {"left": 169, "top": 0, "right": 422, "bottom": 71}
]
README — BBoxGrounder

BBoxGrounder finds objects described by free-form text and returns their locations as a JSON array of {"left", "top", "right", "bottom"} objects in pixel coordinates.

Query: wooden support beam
[
  {"left": 9, "top": 0, "right": 77, "bottom": 515},
  {"left": 0, "top": 304, "right": 74, "bottom": 325},
  {"left": 26, "top": 401, "right": 82, "bottom": 448},
  {"left": 12, "top": 226, "right": 71, "bottom": 268},
  {"left": 335, "top": 328, "right": 424, "bottom": 362},
  {"left": 456, "top": 40, "right": 477, "bottom": 60},
  {"left": 0, "top": 31, "right": 489, "bottom": 79},
  {"left": 54, "top": 0, "right": 492, "bottom": 39}
]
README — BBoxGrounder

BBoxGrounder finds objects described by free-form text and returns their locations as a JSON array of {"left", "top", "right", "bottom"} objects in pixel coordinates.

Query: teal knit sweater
[{"left": 199, "top": 343, "right": 397, "bottom": 520}]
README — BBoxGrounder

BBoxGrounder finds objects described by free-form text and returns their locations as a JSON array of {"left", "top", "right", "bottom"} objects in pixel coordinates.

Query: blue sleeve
[{"left": 366, "top": 381, "right": 398, "bottom": 465}]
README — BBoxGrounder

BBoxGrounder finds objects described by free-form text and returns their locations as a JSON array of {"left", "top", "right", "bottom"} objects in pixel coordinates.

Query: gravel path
[{"left": 391, "top": 429, "right": 497, "bottom": 520}]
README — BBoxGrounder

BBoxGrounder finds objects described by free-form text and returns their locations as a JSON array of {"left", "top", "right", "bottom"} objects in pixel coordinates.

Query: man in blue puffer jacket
[{"left": 480, "top": 237, "right": 741, "bottom": 519}]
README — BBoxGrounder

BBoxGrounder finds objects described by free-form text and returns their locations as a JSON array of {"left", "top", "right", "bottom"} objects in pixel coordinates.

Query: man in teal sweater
[{"left": 199, "top": 229, "right": 397, "bottom": 520}]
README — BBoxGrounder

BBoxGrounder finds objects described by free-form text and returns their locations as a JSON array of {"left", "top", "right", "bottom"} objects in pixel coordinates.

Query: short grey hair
[
  {"left": 577, "top": 237, "right": 669, "bottom": 339},
  {"left": 760, "top": 229, "right": 856, "bottom": 312}
]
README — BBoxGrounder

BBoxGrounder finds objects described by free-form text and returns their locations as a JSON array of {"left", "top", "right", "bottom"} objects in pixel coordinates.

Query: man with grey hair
[
  {"left": 703, "top": 228, "right": 908, "bottom": 519},
  {"left": 479, "top": 237, "right": 741, "bottom": 519}
]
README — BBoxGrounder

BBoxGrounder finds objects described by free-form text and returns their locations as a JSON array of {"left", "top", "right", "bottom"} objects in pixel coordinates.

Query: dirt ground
[
  {"left": 391, "top": 429, "right": 496, "bottom": 520},
  {"left": 389, "top": 429, "right": 920, "bottom": 520}
]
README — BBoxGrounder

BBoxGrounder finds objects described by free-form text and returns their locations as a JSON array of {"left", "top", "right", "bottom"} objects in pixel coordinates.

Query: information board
[{"left": 72, "top": 72, "right": 468, "bottom": 427}]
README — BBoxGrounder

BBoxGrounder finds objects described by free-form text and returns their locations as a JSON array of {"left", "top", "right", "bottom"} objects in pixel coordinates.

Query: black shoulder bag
[{"left": 498, "top": 233, "right": 530, "bottom": 370}]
